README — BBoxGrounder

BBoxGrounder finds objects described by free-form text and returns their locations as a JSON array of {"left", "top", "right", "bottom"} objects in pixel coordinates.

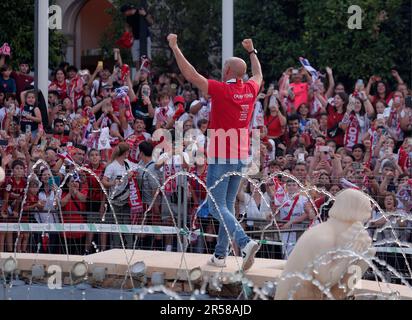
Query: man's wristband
[{"left": 249, "top": 49, "right": 258, "bottom": 56}]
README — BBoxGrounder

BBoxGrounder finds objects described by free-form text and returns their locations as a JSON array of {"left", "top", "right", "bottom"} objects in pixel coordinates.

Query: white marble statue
[{"left": 275, "top": 188, "right": 376, "bottom": 300}]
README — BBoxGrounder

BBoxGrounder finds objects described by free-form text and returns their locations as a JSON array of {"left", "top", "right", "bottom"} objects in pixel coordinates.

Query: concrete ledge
[{"left": 1, "top": 250, "right": 411, "bottom": 299}]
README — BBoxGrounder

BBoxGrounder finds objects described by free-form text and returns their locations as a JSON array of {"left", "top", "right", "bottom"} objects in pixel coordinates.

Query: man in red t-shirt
[
  {"left": 11, "top": 61, "right": 34, "bottom": 101},
  {"left": 168, "top": 34, "right": 263, "bottom": 271}
]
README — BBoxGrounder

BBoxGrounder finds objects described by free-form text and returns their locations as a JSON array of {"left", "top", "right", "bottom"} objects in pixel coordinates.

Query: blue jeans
[{"left": 206, "top": 162, "right": 250, "bottom": 258}]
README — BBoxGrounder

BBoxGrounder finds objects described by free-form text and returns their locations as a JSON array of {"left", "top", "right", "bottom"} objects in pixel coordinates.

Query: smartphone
[
  {"left": 352, "top": 162, "right": 362, "bottom": 171},
  {"left": 319, "top": 146, "right": 330, "bottom": 153},
  {"left": 0, "top": 140, "right": 8, "bottom": 146},
  {"left": 298, "top": 153, "right": 305, "bottom": 163},
  {"left": 356, "top": 79, "right": 364, "bottom": 87},
  {"left": 26, "top": 125, "right": 31, "bottom": 134},
  {"left": 142, "top": 88, "right": 150, "bottom": 97},
  {"left": 98, "top": 61, "right": 104, "bottom": 68},
  {"left": 292, "top": 69, "right": 299, "bottom": 75},
  {"left": 377, "top": 114, "right": 385, "bottom": 120}
]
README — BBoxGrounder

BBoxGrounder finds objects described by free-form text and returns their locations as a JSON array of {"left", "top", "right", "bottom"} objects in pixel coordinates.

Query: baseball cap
[
  {"left": 173, "top": 96, "right": 185, "bottom": 105},
  {"left": 190, "top": 100, "right": 201, "bottom": 108}
]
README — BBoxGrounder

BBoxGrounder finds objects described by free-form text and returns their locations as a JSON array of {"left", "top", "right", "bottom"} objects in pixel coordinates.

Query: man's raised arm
[
  {"left": 167, "top": 34, "right": 208, "bottom": 94},
  {"left": 242, "top": 39, "right": 263, "bottom": 88}
]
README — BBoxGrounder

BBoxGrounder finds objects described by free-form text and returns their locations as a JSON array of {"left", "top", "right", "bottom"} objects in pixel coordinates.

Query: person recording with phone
[
  {"left": 121, "top": 2, "right": 154, "bottom": 65},
  {"left": 126, "top": 73, "right": 155, "bottom": 133}
]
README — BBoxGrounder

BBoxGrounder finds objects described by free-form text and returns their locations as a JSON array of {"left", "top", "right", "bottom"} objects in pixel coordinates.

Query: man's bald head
[{"left": 223, "top": 57, "right": 247, "bottom": 81}]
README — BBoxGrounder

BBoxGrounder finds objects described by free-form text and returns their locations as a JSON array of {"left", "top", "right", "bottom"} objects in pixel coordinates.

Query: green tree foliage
[
  {"left": 235, "top": 0, "right": 411, "bottom": 87},
  {"left": 104, "top": 0, "right": 221, "bottom": 76},
  {"left": 0, "top": 0, "right": 66, "bottom": 70},
  {"left": 105, "top": 0, "right": 410, "bottom": 87}
]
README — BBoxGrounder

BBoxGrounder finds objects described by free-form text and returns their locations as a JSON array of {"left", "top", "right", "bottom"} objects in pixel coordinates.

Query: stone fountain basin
[{"left": 1, "top": 250, "right": 411, "bottom": 300}]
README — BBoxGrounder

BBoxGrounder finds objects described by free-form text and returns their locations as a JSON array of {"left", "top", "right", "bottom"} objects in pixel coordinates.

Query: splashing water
[{"left": 4, "top": 157, "right": 412, "bottom": 300}]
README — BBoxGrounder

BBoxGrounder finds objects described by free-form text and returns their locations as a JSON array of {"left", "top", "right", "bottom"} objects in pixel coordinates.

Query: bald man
[{"left": 168, "top": 34, "right": 263, "bottom": 271}]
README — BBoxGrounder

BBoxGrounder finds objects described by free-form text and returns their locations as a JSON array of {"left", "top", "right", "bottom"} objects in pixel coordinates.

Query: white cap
[{"left": 190, "top": 100, "right": 201, "bottom": 108}]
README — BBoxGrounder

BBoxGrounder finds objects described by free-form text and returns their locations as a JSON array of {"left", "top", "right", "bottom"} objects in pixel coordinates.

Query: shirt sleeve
[
  {"left": 247, "top": 79, "right": 260, "bottom": 97},
  {"left": 148, "top": 167, "right": 159, "bottom": 190},
  {"left": 104, "top": 164, "right": 113, "bottom": 179}
]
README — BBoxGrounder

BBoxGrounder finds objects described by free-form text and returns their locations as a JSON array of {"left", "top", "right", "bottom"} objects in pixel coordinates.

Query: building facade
[{"left": 56, "top": 0, "right": 114, "bottom": 67}]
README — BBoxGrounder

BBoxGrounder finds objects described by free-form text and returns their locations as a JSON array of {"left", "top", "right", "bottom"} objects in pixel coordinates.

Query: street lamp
[
  {"left": 3, "top": 257, "right": 17, "bottom": 274},
  {"left": 34, "top": 0, "right": 49, "bottom": 99},
  {"left": 222, "top": 0, "right": 234, "bottom": 68},
  {"left": 71, "top": 261, "right": 88, "bottom": 280}
]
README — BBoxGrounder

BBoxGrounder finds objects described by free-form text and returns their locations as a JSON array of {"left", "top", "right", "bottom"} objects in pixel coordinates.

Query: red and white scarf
[
  {"left": 164, "top": 157, "right": 177, "bottom": 195},
  {"left": 69, "top": 76, "right": 84, "bottom": 111},
  {"left": 126, "top": 134, "right": 147, "bottom": 163}
]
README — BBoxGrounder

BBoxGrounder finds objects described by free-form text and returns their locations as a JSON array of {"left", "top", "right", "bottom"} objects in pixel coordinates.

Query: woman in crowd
[
  {"left": 323, "top": 92, "right": 348, "bottom": 148},
  {"left": 60, "top": 174, "right": 88, "bottom": 255}
]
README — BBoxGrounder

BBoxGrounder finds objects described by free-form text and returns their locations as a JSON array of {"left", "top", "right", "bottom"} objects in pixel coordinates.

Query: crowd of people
[{"left": 0, "top": 19, "right": 411, "bottom": 260}]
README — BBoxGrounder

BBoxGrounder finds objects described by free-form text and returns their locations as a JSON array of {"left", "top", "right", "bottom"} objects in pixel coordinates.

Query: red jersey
[
  {"left": 11, "top": 72, "right": 34, "bottom": 97},
  {"left": 327, "top": 104, "right": 345, "bottom": 147},
  {"left": 264, "top": 114, "right": 283, "bottom": 138},
  {"left": 371, "top": 92, "right": 393, "bottom": 106},
  {"left": 290, "top": 82, "right": 309, "bottom": 109},
  {"left": 62, "top": 188, "right": 88, "bottom": 239},
  {"left": 189, "top": 166, "right": 208, "bottom": 203},
  {"left": 3, "top": 177, "right": 26, "bottom": 216},
  {"left": 5, "top": 177, "right": 26, "bottom": 201},
  {"left": 86, "top": 164, "right": 106, "bottom": 202},
  {"left": 53, "top": 133, "right": 70, "bottom": 146},
  {"left": 22, "top": 194, "right": 39, "bottom": 223},
  {"left": 207, "top": 79, "right": 259, "bottom": 160}
]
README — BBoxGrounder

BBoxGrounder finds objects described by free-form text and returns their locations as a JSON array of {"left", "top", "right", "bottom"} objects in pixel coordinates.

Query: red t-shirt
[
  {"left": 371, "top": 92, "right": 393, "bottom": 106},
  {"left": 62, "top": 188, "right": 88, "bottom": 239},
  {"left": 327, "top": 104, "right": 345, "bottom": 147},
  {"left": 86, "top": 164, "right": 106, "bottom": 202},
  {"left": 53, "top": 134, "right": 70, "bottom": 146},
  {"left": 290, "top": 82, "right": 309, "bottom": 109},
  {"left": 22, "top": 194, "right": 39, "bottom": 223},
  {"left": 207, "top": 79, "right": 259, "bottom": 160},
  {"left": 5, "top": 177, "right": 26, "bottom": 202},
  {"left": 264, "top": 115, "right": 283, "bottom": 138},
  {"left": 11, "top": 72, "right": 34, "bottom": 97},
  {"left": 189, "top": 166, "right": 208, "bottom": 203}
]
